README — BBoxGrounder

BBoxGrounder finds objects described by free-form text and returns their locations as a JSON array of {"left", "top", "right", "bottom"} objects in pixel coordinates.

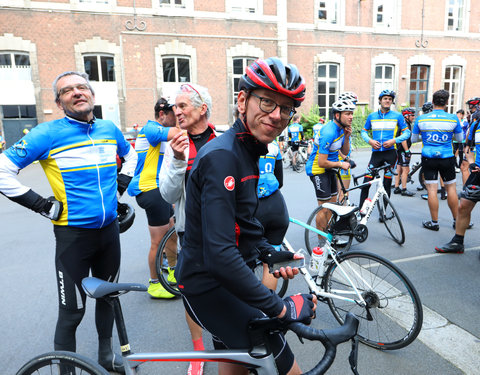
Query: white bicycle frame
[{"left": 354, "top": 176, "right": 388, "bottom": 226}]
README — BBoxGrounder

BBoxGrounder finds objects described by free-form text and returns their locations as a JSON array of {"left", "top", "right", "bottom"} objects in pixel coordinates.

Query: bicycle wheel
[
  {"left": 304, "top": 205, "right": 354, "bottom": 255},
  {"left": 155, "top": 226, "right": 181, "bottom": 296},
  {"left": 377, "top": 195, "right": 405, "bottom": 245},
  {"left": 253, "top": 258, "right": 289, "bottom": 298},
  {"left": 282, "top": 150, "right": 291, "bottom": 169},
  {"left": 324, "top": 251, "right": 423, "bottom": 350},
  {"left": 16, "top": 351, "right": 109, "bottom": 375}
]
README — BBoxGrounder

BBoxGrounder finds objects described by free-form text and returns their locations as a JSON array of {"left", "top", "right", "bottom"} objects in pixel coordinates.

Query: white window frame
[
  {"left": 443, "top": 65, "right": 462, "bottom": 113},
  {"left": 226, "top": 0, "right": 263, "bottom": 15},
  {"left": 445, "top": 0, "right": 467, "bottom": 32},
  {"left": 317, "top": 63, "right": 340, "bottom": 118},
  {"left": 314, "top": 51, "right": 344, "bottom": 119},
  {"left": 370, "top": 53, "right": 399, "bottom": 108},
  {"left": 161, "top": 55, "right": 191, "bottom": 84},
  {"left": 83, "top": 54, "right": 116, "bottom": 82},
  {"left": 231, "top": 57, "right": 257, "bottom": 106},
  {"left": 158, "top": 0, "right": 186, "bottom": 8},
  {"left": 317, "top": 0, "right": 339, "bottom": 24},
  {"left": 373, "top": 0, "right": 400, "bottom": 31},
  {"left": 374, "top": 65, "right": 395, "bottom": 109}
]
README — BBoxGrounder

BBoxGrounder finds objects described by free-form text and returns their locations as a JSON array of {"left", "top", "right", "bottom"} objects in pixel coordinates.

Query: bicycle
[
  {"left": 155, "top": 225, "right": 289, "bottom": 297},
  {"left": 406, "top": 152, "right": 426, "bottom": 191},
  {"left": 17, "top": 277, "right": 361, "bottom": 375},
  {"left": 305, "top": 163, "right": 405, "bottom": 254},
  {"left": 289, "top": 216, "right": 422, "bottom": 350},
  {"left": 282, "top": 140, "right": 308, "bottom": 172}
]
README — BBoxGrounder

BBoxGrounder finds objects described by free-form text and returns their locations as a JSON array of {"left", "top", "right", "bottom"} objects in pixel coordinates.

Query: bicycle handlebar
[
  {"left": 289, "top": 312, "right": 359, "bottom": 375},
  {"left": 353, "top": 162, "right": 396, "bottom": 185}
]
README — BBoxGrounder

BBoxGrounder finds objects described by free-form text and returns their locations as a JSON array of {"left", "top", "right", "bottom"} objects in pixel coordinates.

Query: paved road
[{"left": 1, "top": 147, "right": 479, "bottom": 374}]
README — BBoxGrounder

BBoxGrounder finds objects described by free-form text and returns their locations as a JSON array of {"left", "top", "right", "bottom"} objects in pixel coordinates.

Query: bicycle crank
[{"left": 353, "top": 223, "right": 368, "bottom": 243}]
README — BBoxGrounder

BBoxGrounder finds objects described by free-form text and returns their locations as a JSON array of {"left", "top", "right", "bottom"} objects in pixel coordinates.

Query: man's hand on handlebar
[
  {"left": 278, "top": 293, "right": 317, "bottom": 325},
  {"left": 340, "top": 161, "right": 350, "bottom": 170}
]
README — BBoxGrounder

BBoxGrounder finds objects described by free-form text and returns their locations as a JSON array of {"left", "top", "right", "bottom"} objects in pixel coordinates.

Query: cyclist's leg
[
  {"left": 382, "top": 149, "right": 397, "bottom": 197},
  {"left": 439, "top": 157, "right": 458, "bottom": 220},
  {"left": 310, "top": 173, "right": 337, "bottom": 234},
  {"left": 359, "top": 153, "right": 381, "bottom": 208},
  {"left": 337, "top": 167, "right": 351, "bottom": 203},
  {"left": 422, "top": 157, "right": 440, "bottom": 221}
]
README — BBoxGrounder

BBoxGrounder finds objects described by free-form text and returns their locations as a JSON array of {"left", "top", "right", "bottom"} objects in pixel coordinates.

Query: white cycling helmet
[
  {"left": 332, "top": 100, "right": 356, "bottom": 114},
  {"left": 338, "top": 92, "right": 358, "bottom": 104}
]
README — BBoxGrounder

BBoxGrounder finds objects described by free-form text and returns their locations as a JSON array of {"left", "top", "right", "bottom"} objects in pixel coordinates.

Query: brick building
[{"left": 0, "top": 0, "right": 479, "bottom": 146}]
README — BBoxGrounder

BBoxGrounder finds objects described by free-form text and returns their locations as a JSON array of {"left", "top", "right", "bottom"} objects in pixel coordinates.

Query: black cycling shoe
[
  {"left": 422, "top": 220, "right": 439, "bottom": 231},
  {"left": 435, "top": 241, "right": 464, "bottom": 254},
  {"left": 98, "top": 338, "right": 125, "bottom": 374},
  {"left": 393, "top": 187, "right": 401, "bottom": 194},
  {"left": 401, "top": 189, "right": 415, "bottom": 197}
]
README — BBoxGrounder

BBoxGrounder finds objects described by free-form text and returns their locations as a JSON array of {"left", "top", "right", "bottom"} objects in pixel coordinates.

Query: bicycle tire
[
  {"left": 305, "top": 205, "right": 354, "bottom": 255},
  {"left": 418, "top": 166, "right": 426, "bottom": 189},
  {"left": 377, "top": 195, "right": 405, "bottom": 245},
  {"left": 324, "top": 251, "right": 423, "bottom": 350},
  {"left": 252, "top": 259, "right": 289, "bottom": 298},
  {"left": 155, "top": 226, "right": 181, "bottom": 296},
  {"left": 16, "top": 351, "right": 109, "bottom": 375},
  {"left": 282, "top": 150, "right": 291, "bottom": 169}
]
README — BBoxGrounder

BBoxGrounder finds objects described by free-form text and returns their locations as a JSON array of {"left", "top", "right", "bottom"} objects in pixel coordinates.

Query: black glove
[
  {"left": 348, "top": 159, "right": 356, "bottom": 169},
  {"left": 258, "top": 249, "right": 294, "bottom": 267},
  {"left": 9, "top": 190, "right": 63, "bottom": 220},
  {"left": 469, "top": 163, "right": 478, "bottom": 173},
  {"left": 405, "top": 150, "right": 412, "bottom": 158},
  {"left": 117, "top": 173, "right": 132, "bottom": 196},
  {"left": 280, "top": 294, "right": 315, "bottom": 325},
  {"left": 39, "top": 196, "right": 63, "bottom": 220}
]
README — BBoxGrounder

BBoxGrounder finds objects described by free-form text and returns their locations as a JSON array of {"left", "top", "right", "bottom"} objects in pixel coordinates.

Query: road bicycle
[
  {"left": 406, "top": 152, "right": 426, "bottom": 191},
  {"left": 305, "top": 163, "right": 405, "bottom": 254},
  {"left": 289, "top": 216, "right": 422, "bottom": 351},
  {"left": 155, "top": 225, "right": 289, "bottom": 298},
  {"left": 282, "top": 140, "right": 308, "bottom": 172},
  {"left": 16, "top": 277, "right": 361, "bottom": 375}
]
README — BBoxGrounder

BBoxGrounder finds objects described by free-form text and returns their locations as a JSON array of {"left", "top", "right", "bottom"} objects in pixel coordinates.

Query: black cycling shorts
[
  {"left": 256, "top": 190, "right": 289, "bottom": 246},
  {"left": 136, "top": 188, "right": 174, "bottom": 226},
  {"left": 182, "top": 287, "right": 295, "bottom": 375},
  {"left": 421, "top": 156, "right": 456, "bottom": 185},
  {"left": 460, "top": 171, "right": 480, "bottom": 202},
  {"left": 310, "top": 170, "right": 337, "bottom": 200},
  {"left": 288, "top": 141, "right": 299, "bottom": 152},
  {"left": 453, "top": 142, "right": 464, "bottom": 153},
  {"left": 396, "top": 150, "right": 411, "bottom": 167}
]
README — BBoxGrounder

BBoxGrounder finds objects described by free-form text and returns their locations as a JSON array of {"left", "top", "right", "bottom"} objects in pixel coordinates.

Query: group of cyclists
[{"left": 1, "top": 56, "right": 479, "bottom": 375}]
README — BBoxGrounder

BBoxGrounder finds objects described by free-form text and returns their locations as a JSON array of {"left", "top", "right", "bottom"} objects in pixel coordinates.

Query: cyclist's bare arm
[{"left": 317, "top": 153, "right": 349, "bottom": 170}]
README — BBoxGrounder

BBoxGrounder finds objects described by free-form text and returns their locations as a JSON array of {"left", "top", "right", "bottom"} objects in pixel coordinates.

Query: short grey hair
[
  {"left": 176, "top": 83, "right": 212, "bottom": 119},
  {"left": 52, "top": 71, "right": 95, "bottom": 101}
]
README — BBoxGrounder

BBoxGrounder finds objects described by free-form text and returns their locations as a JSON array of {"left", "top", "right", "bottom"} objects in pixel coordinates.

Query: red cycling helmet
[
  {"left": 402, "top": 107, "right": 416, "bottom": 117},
  {"left": 239, "top": 57, "right": 306, "bottom": 107},
  {"left": 466, "top": 97, "right": 480, "bottom": 107}
]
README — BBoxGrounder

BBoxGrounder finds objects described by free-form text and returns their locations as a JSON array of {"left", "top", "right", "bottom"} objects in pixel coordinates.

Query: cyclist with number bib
[
  {"left": 127, "top": 97, "right": 180, "bottom": 299},
  {"left": 0, "top": 71, "right": 137, "bottom": 373},
  {"left": 176, "top": 58, "right": 316, "bottom": 375},
  {"left": 306, "top": 99, "right": 354, "bottom": 236},
  {"left": 359, "top": 89, "right": 410, "bottom": 211},
  {"left": 412, "top": 89, "right": 463, "bottom": 231},
  {"left": 393, "top": 107, "right": 416, "bottom": 197}
]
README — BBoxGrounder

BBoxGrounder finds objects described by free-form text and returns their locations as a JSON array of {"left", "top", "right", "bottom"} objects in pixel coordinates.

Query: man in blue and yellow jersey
[
  {"left": 127, "top": 97, "right": 180, "bottom": 299},
  {"left": 359, "top": 89, "right": 410, "bottom": 209},
  {"left": 0, "top": 71, "right": 137, "bottom": 373},
  {"left": 412, "top": 89, "right": 463, "bottom": 232},
  {"left": 306, "top": 99, "right": 354, "bottom": 234},
  {"left": 288, "top": 114, "right": 304, "bottom": 169}
]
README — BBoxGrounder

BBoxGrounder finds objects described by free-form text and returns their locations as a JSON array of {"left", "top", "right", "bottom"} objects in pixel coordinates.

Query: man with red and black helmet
[
  {"left": 175, "top": 57, "right": 316, "bottom": 375},
  {"left": 393, "top": 107, "right": 416, "bottom": 196}
]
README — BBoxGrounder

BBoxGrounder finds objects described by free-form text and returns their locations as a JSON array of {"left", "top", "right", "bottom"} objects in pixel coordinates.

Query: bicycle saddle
[
  {"left": 322, "top": 203, "right": 359, "bottom": 217},
  {"left": 82, "top": 277, "right": 148, "bottom": 299}
]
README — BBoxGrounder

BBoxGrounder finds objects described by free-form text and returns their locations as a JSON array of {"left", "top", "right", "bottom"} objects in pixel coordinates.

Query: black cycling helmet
[
  {"left": 338, "top": 92, "right": 358, "bottom": 104},
  {"left": 332, "top": 99, "right": 356, "bottom": 114},
  {"left": 466, "top": 97, "right": 480, "bottom": 107},
  {"left": 422, "top": 102, "right": 433, "bottom": 114},
  {"left": 118, "top": 202, "right": 135, "bottom": 233},
  {"left": 402, "top": 107, "right": 416, "bottom": 117},
  {"left": 238, "top": 57, "right": 306, "bottom": 107},
  {"left": 378, "top": 89, "right": 396, "bottom": 101}
]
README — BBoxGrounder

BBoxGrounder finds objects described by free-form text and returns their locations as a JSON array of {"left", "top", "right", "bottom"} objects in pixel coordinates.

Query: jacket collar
[{"left": 233, "top": 119, "right": 268, "bottom": 159}]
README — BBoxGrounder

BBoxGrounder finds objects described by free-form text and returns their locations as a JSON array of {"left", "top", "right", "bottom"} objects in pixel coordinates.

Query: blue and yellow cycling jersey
[
  {"left": 312, "top": 123, "right": 323, "bottom": 139},
  {"left": 361, "top": 110, "right": 410, "bottom": 152},
  {"left": 4, "top": 117, "right": 131, "bottom": 228},
  {"left": 412, "top": 109, "right": 463, "bottom": 159},
  {"left": 306, "top": 120, "right": 345, "bottom": 176},
  {"left": 127, "top": 120, "right": 170, "bottom": 196},
  {"left": 468, "top": 121, "right": 480, "bottom": 167},
  {"left": 258, "top": 140, "right": 281, "bottom": 198},
  {"left": 288, "top": 123, "right": 303, "bottom": 141}
]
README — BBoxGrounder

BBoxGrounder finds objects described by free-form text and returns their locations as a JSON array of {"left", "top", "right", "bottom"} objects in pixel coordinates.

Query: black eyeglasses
[{"left": 249, "top": 92, "right": 296, "bottom": 120}]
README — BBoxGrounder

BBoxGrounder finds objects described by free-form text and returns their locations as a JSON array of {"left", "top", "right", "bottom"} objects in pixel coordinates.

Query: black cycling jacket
[{"left": 176, "top": 119, "right": 284, "bottom": 317}]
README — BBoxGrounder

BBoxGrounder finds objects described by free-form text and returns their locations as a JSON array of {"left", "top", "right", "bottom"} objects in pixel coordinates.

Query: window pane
[
  {"left": 0, "top": 53, "right": 12, "bottom": 66},
  {"left": 318, "top": 10, "right": 327, "bottom": 20},
  {"left": 329, "top": 81, "right": 336, "bottom": 94},
  {"left": 445, "top": 67, "right": 451, "bottom": 79},
  {"left": 233, "top": 59, "right": 243, "bottom": 75},
  {"left": 377, "top": 14, "right": 383, "bottom": 23},
  {"left": 319, "top": 108, "right": 326, "bottom": 117},
  {"left": 24, "top": 105, "right": 37, "bottom": 118},
  {"left": 318, "top": 94, "right": 326, "bottom": 108},
  {"left": 3, "top": 105, "right": 20, "bottom": 118},
  {"left": 419, "top": 66, "right": 428, "bottom": 80},
  {"left": 409, "top": 81, "right": 416, "bottom": 91},
  {"left": 234, "top": 77, "right": 240, "bottom": 92},
  {"left": 444, "top": 82, "right": 450, "bottom": 91},
  {"left": 163, "top": 58, "right": 175, "bottom": 82},
  {"left": 101, "top": 56, "right": 115, "bottom": 81},
  {"left": 84, "top": 56, "right": 99, "bottom": 81},
  {"left": 452, "top": 67, "right": 461, "bottom": 79},
  {"left": 177, "top": 58, "right": 190, "bottom": 82},
  {"left": 318, "top": 81, "right": 326, "bottom": 94},
  {"left": 329, "top": 64, "right": 337, "bottom": 78},
  {"left": 93, "top": 105, "right": 103, "bottom": 119},
  {"left": 318, "top": 64, "right": 326, "bottom": 78},
  {"left": 419, "top": 81, "right": 427, "bottom": 91},
  {"left": 375, "top": 66, "right": 382, "bottom": 79},
  {"left": 328, "top": 94, "right": 336, "bottom": 107},
  {"left": 14, "top": 54, "right": 30, "bottom": 66},
  {"left": 385, "top": 66, "right": 393, "bottom": 79}
]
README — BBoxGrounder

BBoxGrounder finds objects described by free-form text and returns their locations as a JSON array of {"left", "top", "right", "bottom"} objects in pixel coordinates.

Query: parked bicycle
[
  {"left": 155, "top": 225, "right": 289, "bottom": 297},
  {"left": 282, "top": 140, "right": 308, "bottom": 172},
  {"left": 305, "top": 163, "right": 405, "bottom": 254},
  {"left": 16, "top": 277, "right": 361, "bottom": 375},
  {"left": 406, "top": 152, "right": 426, "bottom": 191},
  {"left": 288, "top": 216, "right": 422, "bottom": 350}
]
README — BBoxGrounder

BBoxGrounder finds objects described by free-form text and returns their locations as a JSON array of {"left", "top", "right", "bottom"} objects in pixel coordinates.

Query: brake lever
[{"left": 349, "top": 336, "right": 360, "bottom": 375}]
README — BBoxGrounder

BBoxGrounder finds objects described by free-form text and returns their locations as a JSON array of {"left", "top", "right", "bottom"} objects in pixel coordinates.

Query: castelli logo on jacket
[{"left": 224, "top": 176, "right": 235, "bottom": 191}]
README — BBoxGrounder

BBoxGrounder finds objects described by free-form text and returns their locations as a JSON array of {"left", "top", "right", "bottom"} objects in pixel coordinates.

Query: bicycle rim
[
  {"left": 253, "top": 259, "right": 289, "bottom": 298},
  {"left": 324, "top": 251, "right": 423, "bottom": 350},
  {"left": 155, "top": 226, "right": 181, "bottom": 296},
  {"left": 305, "top": 205, "right": 353, "bottom": 255},
  {"left": 377, "top": 195, "right": 405, "bottom": 244},
  {"left": 16, "top": 351, "right": 109, "bottom": 375}
]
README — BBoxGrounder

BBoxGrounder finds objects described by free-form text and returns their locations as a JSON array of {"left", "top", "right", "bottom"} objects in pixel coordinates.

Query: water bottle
[
  {"left": 360, "top": 198, "right": 373, "bottom": 216},
  {"left": 309, "top": 246, "right": 328, "bottom": 274}
]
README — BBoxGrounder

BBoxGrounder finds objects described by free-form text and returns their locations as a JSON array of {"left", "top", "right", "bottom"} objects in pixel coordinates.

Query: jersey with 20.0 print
[
  {"left": 306, "top": 120, "right": 345, "bottom": 176},
  {"left": 288, "top": 123, "right": 303, "bottom": 141},
  {"left": 361, "top": 110, "right": 410, "bottom": 152},
  {"left": 127, "top": 120, "right": 170, "bottom": 197},
  {"left": 4, "top": 117, "right": 131, "bottom": 228},
  {"left": 468, "top": 121, "right": 480, "bottom": 167},
  {"left": 257, "top": 140, "right": 281, "bottom": 198},
  {"left": 413, "top": 109, "right": 463, "bottom": 159}
]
